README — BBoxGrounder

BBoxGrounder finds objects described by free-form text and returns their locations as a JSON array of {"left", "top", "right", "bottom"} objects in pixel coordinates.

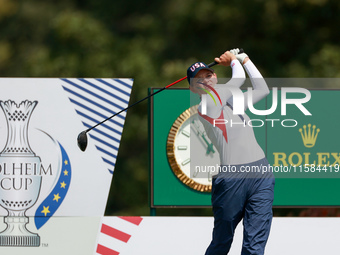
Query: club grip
[{"left": 207, "top": 48, "right": 244, "bottom": 67}]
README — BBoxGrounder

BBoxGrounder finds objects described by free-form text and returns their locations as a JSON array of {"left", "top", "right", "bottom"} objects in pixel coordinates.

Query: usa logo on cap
[{"left": 187, "top": 62, "right": 214, "bottom": 85}]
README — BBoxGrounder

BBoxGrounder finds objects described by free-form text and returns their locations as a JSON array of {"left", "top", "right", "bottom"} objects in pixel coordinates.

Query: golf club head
[{"left": 77, "top": 131, "right": 88, "bottom": 152}]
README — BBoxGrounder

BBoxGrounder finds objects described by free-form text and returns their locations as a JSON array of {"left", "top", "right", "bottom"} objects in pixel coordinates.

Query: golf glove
[
  {"left": 235, "top": 53, "right": 248, "bottom": 64},
  {"left": 229, "top": 48, "right": 240, "bottom": 55}
]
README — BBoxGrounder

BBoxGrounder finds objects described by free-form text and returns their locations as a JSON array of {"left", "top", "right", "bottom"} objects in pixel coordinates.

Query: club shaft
[
  {"left": 86, "top": 77, "right": 188, "bottom": 133},
  {"left": 85, "top": 60, "right": 222, "bottom": 133}
]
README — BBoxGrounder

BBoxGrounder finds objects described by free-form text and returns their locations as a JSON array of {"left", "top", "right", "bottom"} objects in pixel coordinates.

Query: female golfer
[{"left": 187, "top": 49, "right": 275, "bottom": 255}]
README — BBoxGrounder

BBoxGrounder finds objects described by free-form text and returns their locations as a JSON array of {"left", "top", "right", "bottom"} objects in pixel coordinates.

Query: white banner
[
  {"left": 0, "top": 78, "right": 133, "bottom": 248},
  {"left": 95, "top": 216, "right": 340, "bottom": 255}
]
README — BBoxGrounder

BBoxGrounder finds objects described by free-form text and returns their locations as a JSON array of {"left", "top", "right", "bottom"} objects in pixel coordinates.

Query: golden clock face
[{"left": 166, "top": 105, "right": 220, "bottom": 192}]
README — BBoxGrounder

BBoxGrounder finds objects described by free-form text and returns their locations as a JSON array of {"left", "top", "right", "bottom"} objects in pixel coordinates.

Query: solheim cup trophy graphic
[{"left": 0, "top": 100, "right": 41, "bottom": 247}]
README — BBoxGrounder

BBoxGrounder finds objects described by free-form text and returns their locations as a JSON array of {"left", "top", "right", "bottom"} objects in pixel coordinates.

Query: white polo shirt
[{"left": 197, "top": 59, "right": 268, "bottom": 165}]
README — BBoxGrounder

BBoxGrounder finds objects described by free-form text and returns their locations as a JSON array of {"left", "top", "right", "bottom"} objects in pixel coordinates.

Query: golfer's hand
[
  {"left": 229, "top": 48, "right": 240, "bottom": 55},
  {"left": 229, "top": 48, "right": 249, "bottom": 64},
  {"left": 214, "top": 51, "right": 236, "bottom": 67},
  {"left": 236, "top": 53, "right": 249, "bottom": 64}
]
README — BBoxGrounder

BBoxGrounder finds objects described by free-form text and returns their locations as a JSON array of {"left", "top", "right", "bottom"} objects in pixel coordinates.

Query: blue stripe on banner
[
  {"left": 103, "top": 160, "right": 115, "bottom": 174},
  {"left": 71, "top": 99, "right": 124, "bottom": 129},
  {"left": 76, "top": 110, "right": 122, "bottom": 135},
  {"left": 83, "top": 122, "right": 120, "bottom": 144},
  {"left": 63, "top": 86, "right": 125, "bottom": 121},
  {"left": 96, "top": 146, "right": 117, "bottom": 159},
  {"left": 35, "top": 143, "right": 71, "bottom": 230},
  {"left": 76, "top": 113, "right": 122, "bottom": 140},
  {"left": 96, "top": 79, "right": 131, "bottom": 97},
  {"left": 102, "top": 157, "right": 116, "bottom": 167},
  {"left": 89, "top": 133, "right": 119, "bottom": 151},
  {"left": 79, "top": 78, "right": 129, "bottom": 104},
  {"left": 113, "top": 78, "right": 133, "bottom": 89},
  {"left": 61, "top": 79, "right": 125, "bottom": 111}
]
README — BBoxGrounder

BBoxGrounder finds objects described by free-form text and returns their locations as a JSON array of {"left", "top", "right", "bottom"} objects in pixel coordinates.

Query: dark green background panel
[{"left": 150, "top": 88, "right": 340, "bottom": 207}]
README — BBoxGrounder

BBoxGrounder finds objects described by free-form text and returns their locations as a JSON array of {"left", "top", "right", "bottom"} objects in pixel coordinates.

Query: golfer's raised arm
[
  {"left": 243, "top": 59, "right": 269, "bottom": 106},
  {"left": 215, "top": 50, "right": 246, "bottom": 88}
]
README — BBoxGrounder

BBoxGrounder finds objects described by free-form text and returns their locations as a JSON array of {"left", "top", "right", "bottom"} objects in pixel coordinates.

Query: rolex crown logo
[{"left": 299, "top": 123, "right": 320, "bottom": 148}]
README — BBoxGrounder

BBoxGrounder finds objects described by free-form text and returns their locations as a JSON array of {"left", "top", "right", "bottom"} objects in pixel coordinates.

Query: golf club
[{"left": 77, "top": 48, "right": 244, "bottom": 151}]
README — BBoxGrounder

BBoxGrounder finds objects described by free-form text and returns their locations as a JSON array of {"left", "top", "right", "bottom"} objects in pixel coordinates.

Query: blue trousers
[{"left": 205, "top": 158, "right": 275, "bottom": 255}]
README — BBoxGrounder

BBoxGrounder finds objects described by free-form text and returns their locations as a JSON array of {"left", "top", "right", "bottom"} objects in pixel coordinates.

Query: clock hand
[
  {"left": 202, "top": 135, "right": 215, "bottom": 154},
  {"left": 191, "top": 120, "right": 215, "bottom": 154}
]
